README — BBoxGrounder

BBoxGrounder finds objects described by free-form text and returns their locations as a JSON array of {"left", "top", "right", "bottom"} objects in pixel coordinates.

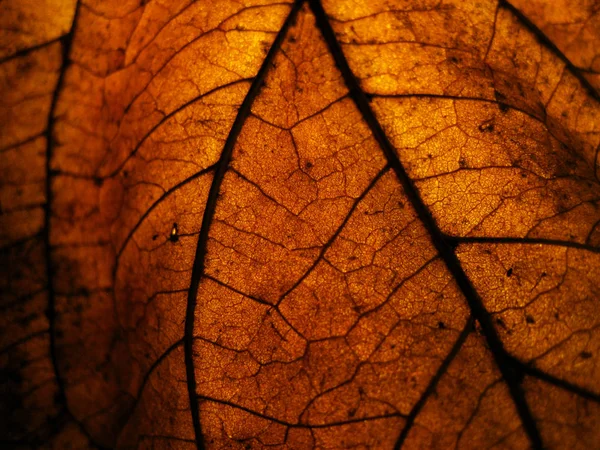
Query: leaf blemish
[
  {"left": 478, "top": 119, "right": 495, "bottom": 133},
  {"left": 169, "top": 223, "right": 179, "bottom": 243},
  {"left": 525, "top": 315, "right": 535, "bottom": 324}
]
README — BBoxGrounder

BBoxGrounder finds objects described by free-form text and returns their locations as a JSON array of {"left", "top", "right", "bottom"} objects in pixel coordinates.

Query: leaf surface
[{"left": 1, "top": 0, "right": 599, "bottom": 449}]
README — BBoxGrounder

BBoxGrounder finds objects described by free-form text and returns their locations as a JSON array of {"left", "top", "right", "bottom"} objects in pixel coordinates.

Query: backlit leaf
[{"left": 1, "top": 0, "right": 599, "bottom": 448}]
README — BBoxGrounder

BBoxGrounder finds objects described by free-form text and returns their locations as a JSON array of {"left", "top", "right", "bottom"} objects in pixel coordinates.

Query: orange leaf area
[{"left": 1, "top": 0, "right": 599, "bottom": 449}]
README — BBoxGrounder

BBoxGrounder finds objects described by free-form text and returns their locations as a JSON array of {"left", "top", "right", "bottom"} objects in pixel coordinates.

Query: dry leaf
[{"left": 1, "top": 0, "right": 599, "bottom": 449}]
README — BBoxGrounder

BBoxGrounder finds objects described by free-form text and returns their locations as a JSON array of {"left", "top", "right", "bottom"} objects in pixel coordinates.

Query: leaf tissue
[{"left": 1, "top": 0, "right": 599, "bottom": 448}]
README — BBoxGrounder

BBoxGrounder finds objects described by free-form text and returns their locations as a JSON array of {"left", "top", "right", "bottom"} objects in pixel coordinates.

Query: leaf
[{"left": 1, "top": 0, "right": 599, "bottom": 449}]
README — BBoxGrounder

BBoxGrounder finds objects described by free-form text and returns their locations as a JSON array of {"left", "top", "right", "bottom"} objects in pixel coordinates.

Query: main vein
[
  {"left": 308, "top": 0, "right": 543, "bottom": 447},
  {"left": 43, "top": 2, "right": 109, "bottom": 449},
  {"left": 182, "top": 2, "right": 304, "bottom": 449}
]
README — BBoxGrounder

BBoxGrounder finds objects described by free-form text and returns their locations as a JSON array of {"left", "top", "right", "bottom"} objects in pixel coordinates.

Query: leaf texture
[{"left": 1, "top": 0, "right": 599, "bottom": 449}]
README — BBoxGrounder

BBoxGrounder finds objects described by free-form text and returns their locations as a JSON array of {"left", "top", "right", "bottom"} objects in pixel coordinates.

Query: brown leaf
[{"left": 1, "top": 0, "right": 599, "bottom": 449}]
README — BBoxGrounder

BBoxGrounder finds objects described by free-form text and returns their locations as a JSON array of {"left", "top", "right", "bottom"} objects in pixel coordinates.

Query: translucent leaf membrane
[
  {"left": 458, "top": 243, "right": 600, "bottom": 392},
  {"left": 401, "top": 334, "right": 530, "bottom": 449},
  {"left": 194, "top": 6, "right": 469, "bottom": 447},
  {"left": 324, "top": 0, "right": 600, "bottom": 176},
  {"left": 508, "top": 0, "right": 600, "bottom": 94},
  {"left": 0, "top": 0, "right": 77, "bottom": 60},
  {"left": 1, "top": 0, "right": 599, "bottom": 449},
  {"left": 47, "top": 0, "right": 294, "bottom": 445},
  {"left": 374, "top": 96, "right": 600, "bottom": 242}
]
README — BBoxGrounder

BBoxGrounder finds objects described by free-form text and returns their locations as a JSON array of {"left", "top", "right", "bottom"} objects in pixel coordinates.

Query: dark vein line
[
  {"left": 510, "top": 357, "right": 600, "bottom": 403},
  {"left": 447, "top": 235, "right": 600, "bottom": 254},
  {"left": 594, "top": 143, "right": 600, "bottom": 183},
  {"left": 309, "top": 0, "right": 544, "bottom": 447},
  {"left": 0, "top": 330, "right": 49, "bottom": 356},
  {"left": 45, "top": 6, "right": 78, "bottom": 408},
  {"left": 0, "top": 232, "right": 40, "bottom": 253},
  {"left": 395, "top": 319, "right": 473, "bottom": 448},
  {"left": 484, "top": 4, "right": 501, "bottom": 61},
  {"left": 204, "top": 274, "right": 273, "bottom": 307},
  {"left": 197, "top": 395, "right": 404, "bottom": 428},
  {"left": 44, "top": 0, "right": 77, "bottom": 429},
  {"left": 499, "top": 0, "right": 600, "bottom": 102},
  {"left": 103, "top": 78, "right": 250, "bottom": 179},
  {"left": 183, "top": 3, "right": 303, "bottom": 449},
  {"left": 115, "top": 340, "right": 184, "bottom": 440},
  {"left": 0, "top": 36, "right": 63, "bottom": 65},
  {"left": 277, "top": 165, "right": 390, "bottom": 304},
  {"left": 0, "top": 133, "right": 44, "bottom": 153},
  {"left": 42, "top": 3, "right": 107, "bottom": 449}
]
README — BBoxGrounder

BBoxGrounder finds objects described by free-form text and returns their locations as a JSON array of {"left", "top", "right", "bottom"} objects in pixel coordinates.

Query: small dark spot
[
  {"left": 458, "top": 157, "right": 467, "bottom": 168},
  {"left": 494, "top": 89, "right": 507, "bottom": 101},
  {"left": 169, "top": 223, "right": 179, "bottom": 243},
  {"left": 438, "top": 321, "right": 445, "bottom": 329},
  {"left": 93, "top": 177, "right": 103, "bottom": 186},
  {"left": 554, "top": 312, "right": 559, "bottom": 319},
  {"left": 398, "top": 201, "right": 404, "bottom": 208},
  {"left": 580, "top": 351, "right": 592, "bottom": 359},
  {"left": 305, "top": 161, "right": 313, "bottom": 169},
  {"left": 496, "top": 317, "right": 507, "bottom": 329},
  {"left": 123, "top": 170, "right": 128, "bottom": 178},
  {"left": 478, "top": 120, "right": 495, "bottom": 133},
  {"left": 152, "top": 234, "right": 159, "bottom": 241},
  {"left": 498, "top": 102, "right": 509, "bottom": 113},
  {"left": 521, "top": 172, "right": 527, "bottom": 178},
  {"left": 449, "top": 56, "right": 458, "bottom": 64},
  {"left": 506, "top": 268, "right": 513, "bottom": 277},
  {"left": 541, "top": 271, "right": 547, "bottom": 277},
  {"left": 348, "top": 255, "right": 358, "bottom": 261},
  {"left": 525, "top": 315, "right": 535, "bottom": 324},
  {"left": 427, "top": 153, "right": 433, "bottom": 159},
  {"left": 288, "top": 35, "right": 297, "bottom": 43}
]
